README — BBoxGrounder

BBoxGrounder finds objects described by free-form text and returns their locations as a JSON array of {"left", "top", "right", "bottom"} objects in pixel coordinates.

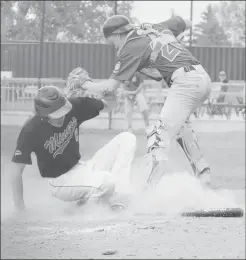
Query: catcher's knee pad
[
  {"left": 177, "top": 123, "right": 210, "bottom": 175},
  {"left": 146, "top": 120, "right": 171, "bottom": 161}
]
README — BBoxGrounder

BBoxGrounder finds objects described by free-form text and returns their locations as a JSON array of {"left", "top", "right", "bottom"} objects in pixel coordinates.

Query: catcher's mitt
[{"left": 66, "top": 67, "right": 92, "bottom": 97}]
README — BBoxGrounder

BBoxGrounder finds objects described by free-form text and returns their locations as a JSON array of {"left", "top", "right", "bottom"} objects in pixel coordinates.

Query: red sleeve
[
  {"left": 110, "top": 33, "right": 151, "bottom": 82},
  {"left": 12, "top": 126, "right": 34, "bottom": 165},
  {"left": 154, "top": 16, "right": 186, "bottom": 37},
  {"left": 110, "top": 53, "right": 143, "bottom": 82}
]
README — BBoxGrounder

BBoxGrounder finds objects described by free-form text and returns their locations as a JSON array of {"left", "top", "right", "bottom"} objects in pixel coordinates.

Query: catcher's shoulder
[{"left": 119, "top": 29, "right": 150, "bottom": 57}]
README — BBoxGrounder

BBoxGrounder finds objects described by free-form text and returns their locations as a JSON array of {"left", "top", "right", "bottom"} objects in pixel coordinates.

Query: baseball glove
[{"left": 66, "top": 67, "right": 92, "bottom": 97}]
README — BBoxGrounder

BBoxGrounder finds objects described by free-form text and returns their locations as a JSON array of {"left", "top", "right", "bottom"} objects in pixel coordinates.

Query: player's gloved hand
[
  {"left": 66, "top": 67, "right": 92, "bottom": 97},
  {"left": 140, "top": 23, "right": 153, "bottom": 30}
]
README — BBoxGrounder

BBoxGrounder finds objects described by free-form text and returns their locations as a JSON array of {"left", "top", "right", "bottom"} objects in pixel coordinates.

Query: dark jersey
[
  {"left": 153, "top": 16, "right": 187, "bottom": 37},
  {"left": 12, "top": 97, "right": 104, "bottom": 178},
  {"left": 110, "top": 16, "right": 199, "bottom": 86}
]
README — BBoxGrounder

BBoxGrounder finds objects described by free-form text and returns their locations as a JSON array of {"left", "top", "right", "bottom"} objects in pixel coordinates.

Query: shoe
[
  {"left": 198, "top": 167, "right": 211, "bottom": 187},
  {"left": 76, "top": 198, "right": 88, "bottom": 207},
  {"left": 127, "top": 128, "right": 133, "bottom": 133},
  {"left": 110, "top": 202, "right": 127, "bottom": 212}
]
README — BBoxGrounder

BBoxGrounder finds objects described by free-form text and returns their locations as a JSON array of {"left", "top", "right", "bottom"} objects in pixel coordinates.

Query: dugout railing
[{"left": 1, "top": 78, "right": 245, "bottom": 126}]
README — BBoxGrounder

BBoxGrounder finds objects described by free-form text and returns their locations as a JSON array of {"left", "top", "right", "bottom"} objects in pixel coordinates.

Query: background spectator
[
  {"left": 217, "top": 71, "right": 229, "bottom": 103},
  {"left": 218, "top": 71, "right": 229, "bottom": 83},
  {"left": 122, "top": 72, "right": 150, "bottom": 132}
]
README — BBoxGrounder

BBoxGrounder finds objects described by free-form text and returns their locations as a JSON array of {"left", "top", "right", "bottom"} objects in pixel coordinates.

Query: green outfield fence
[
  {"left": 1, "top": 41, "right": 245, "bottom": 82},
  {"left": 1, "top": 78, "right": 245, "bottom": 124}
]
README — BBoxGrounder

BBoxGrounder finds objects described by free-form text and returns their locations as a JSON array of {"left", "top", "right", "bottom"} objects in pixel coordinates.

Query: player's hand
[{"left": 140, "top": 23, "right": 153, "bottom": 30}]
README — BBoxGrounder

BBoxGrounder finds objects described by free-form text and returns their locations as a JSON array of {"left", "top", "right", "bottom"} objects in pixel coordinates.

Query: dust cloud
[{"left": 1, "top": 168, "right": 243, "bottom": 224}]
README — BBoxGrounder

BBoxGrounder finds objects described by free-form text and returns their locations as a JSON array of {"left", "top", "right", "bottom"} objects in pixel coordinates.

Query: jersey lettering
[{"left": 44, "top": 117, "right": 78, "bottom": 158}]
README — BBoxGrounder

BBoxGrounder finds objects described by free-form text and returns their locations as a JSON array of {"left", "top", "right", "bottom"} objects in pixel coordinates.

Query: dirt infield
[{"left": 1, "top": 125, "right": 245, "bottom": 259}]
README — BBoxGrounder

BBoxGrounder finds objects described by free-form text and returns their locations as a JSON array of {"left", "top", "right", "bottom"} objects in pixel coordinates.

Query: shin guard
[{"left": 177, "top": 122, "right": 210, "bottom": 176}]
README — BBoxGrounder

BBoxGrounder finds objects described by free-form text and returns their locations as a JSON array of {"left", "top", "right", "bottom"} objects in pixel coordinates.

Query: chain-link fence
[{"left": 1, "top": 78, "right": 245, "bottom": 120}]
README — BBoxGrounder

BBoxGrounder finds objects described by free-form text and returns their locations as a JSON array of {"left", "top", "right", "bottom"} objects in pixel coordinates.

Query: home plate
[
  {"left": 180, "top": 189, "right": 245, "bottom": 218},
  {"left": 181, "top": 207, "right": 244, "bottom": 218}
]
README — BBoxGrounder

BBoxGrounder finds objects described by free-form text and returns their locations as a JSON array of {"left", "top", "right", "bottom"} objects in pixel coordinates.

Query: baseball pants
[
  {"left": 151, "top": 64, "right": 212, "bottom": 162},
  {"left": 48, "top": 132, "right": 137, "bottom": 202}
]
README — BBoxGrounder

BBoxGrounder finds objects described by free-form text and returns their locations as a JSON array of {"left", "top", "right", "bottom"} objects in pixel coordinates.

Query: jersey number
[
  {"left": 150, "top": 41, "right": 181, "bottom": 62},
  {"left": 161, "top": 44, "right": 181, "bottom": 62}
]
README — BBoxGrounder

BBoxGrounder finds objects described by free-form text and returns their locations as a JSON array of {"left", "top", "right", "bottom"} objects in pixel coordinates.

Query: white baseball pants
[
  {"left": 151, "top": 64, "right": 212, "bottom": 162},
  {"left": 161, "top": 64, "right": 211, "bottom": 136},
  {"left": 48, "top": 132, "right": 137, "bottom": 202}
]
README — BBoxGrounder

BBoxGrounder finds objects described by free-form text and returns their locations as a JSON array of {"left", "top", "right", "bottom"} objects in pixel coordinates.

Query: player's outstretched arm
[
  {"left": 10, "top": 162, "right": 26, "bottom": 212},
  {"left": 83, "top": 78, "right": 121, "bottom": 92},
  {"left": 66, "top": 67, "right": 121, "bottom": 97}
]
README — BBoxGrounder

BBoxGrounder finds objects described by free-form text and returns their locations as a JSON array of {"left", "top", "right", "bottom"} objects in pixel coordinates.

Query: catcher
[
  {"left": 72, "top": 15, "right": 212, "bottom": 187},
  {"left": 10, "top": 71, "right": 136, "bottom": 214}
]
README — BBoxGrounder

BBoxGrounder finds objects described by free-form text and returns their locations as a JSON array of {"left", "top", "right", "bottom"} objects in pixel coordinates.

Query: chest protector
[{"left": 120, "top": 28, "right": 179, "bottom": 69}]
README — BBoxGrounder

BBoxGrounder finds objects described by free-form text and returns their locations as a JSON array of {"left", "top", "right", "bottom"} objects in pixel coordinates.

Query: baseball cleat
[
  {"left": 110, "top": 202, "right": 127, "bottom": 212},
  {"left": 198, "top": 167, "right": 211, "bottom": 187}
]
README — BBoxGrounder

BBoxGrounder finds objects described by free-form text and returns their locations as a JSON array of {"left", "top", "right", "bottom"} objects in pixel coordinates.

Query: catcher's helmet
[
  {"left": 34, "top": 86, "right": 72, "bottom": 118},
  {"left": 102, "top": 15, "right": 134, "bottom": 38}
]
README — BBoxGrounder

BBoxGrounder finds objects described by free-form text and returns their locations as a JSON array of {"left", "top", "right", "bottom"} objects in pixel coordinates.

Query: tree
[
  {"left": 1, "top": 1, "right": 134, "bottom": 42},
  {"left": 1, "top": 1, "right": 19, "bottom": 40},
  {"left": 214, "top": 1, "right": 245, "bottom": 46},
  {"left": 192, "top": 4, "right": 231, "bottom": 46}
]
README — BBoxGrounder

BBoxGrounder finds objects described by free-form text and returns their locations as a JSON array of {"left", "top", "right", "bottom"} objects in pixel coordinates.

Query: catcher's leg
[
  {"left": 176, "top": 120, "right": 210, "bottom": 177},
  {"left": 145, "top": 119, "right": 173, "bottom": 187},
  {"left": 146, "top": 65, "right": 211, "bottom": 187}
]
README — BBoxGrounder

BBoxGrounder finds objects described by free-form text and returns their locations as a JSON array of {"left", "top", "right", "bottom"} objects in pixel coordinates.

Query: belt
[
  {"left": 183, "top": 65, "right": 196, "bottom": 72},
  {"left": 169, "top": 64, "right": 199, "bottom": 86}
]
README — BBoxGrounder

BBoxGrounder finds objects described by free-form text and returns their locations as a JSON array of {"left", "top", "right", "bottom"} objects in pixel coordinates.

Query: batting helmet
[
  {"left": 34, "top": 86, "right": 72, "bottom": 118},
  {"left": 102, "top": 15, "right": 134, "bottom": 38}
]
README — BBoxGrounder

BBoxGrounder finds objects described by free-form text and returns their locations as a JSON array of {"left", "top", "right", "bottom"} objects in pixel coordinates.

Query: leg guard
[
  {"left": 146, "top": 120, "right": 171, "bottom": 162},
  {"left": 176, "top": 121, "right": 210, "bottom": 176}
]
